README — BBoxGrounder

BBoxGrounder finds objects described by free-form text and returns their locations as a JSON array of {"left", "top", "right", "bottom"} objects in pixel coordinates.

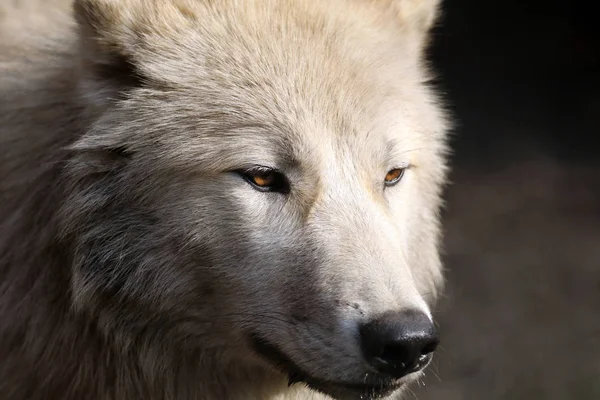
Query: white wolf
[{"left": 0, "top": 0, "right": 450, "bottom": 399}]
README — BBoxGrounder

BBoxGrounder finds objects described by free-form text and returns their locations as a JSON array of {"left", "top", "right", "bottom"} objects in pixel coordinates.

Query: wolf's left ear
[
  {"left": 374, "top": 0, "right": 442, "bottom": 34},
  {"left": 397, "top": 0, "right": 441, "bottom": 32}
]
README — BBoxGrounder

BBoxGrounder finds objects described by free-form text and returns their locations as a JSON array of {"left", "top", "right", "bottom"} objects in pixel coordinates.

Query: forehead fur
[{"left": 75, "top": 0, "right": 447, "bottom": 175}]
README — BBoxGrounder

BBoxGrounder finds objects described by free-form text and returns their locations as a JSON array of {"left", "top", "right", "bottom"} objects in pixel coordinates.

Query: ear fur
[
  {"left": 70, "top": 0, "right": 147, "bottom": 168},
  {"left": 396, "top": 0, "right": 441, "bottom": 31},
  {"left": 373, "top": 0, "right": 442, "bottom": 33},
  {"left": 73, "top": 0, "right": 145, "bottom": 111}
]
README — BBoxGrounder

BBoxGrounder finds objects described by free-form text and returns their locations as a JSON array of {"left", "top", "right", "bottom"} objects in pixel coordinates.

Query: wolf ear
[
  {"left": 69, "top": 0, "right": 147, "bottom": 166},
  {"left": 374, "top": 0, "right": 441, "bottom": 33},
  {"left": 73, "top": 0, "right": 145, "bottom": 110},
  {"left": 397, "top": 0, "right": 441, "bottom": 31}
]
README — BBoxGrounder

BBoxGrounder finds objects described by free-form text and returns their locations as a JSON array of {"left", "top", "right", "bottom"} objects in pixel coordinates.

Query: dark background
[{"left": 414, "top": 1, "right": 600, "bottom": 398}]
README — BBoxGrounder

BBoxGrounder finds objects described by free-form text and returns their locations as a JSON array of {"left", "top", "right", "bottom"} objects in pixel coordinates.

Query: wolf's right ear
[
  {"left": 73, "top": 0, "right": 145, "bottom": 110},
  {"left": 68, "top": 0, "right": 147, "bottom": 167}
]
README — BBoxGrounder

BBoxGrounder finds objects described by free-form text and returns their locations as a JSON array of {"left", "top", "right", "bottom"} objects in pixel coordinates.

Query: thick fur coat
[{"left": 0, "top": 1, "right": 450, "bottom": 399}]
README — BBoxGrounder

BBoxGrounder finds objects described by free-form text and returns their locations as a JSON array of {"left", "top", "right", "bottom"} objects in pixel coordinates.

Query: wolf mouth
[{"left": 250, "top": 334, "right": 404, "bottom": 399}]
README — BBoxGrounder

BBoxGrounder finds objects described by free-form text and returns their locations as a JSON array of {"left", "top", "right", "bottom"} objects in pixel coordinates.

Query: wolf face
[{"left": 63, "top": 0, "right": 449, "bottom": 398}]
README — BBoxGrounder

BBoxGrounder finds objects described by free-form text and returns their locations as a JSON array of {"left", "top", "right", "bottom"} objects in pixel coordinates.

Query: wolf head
[{"left": 63, "top": 0, "right": 449, "bottom": 398}]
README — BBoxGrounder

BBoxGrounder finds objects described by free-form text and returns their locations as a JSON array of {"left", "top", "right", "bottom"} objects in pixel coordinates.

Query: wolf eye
[
  {"left": 239, "top": 167, "right": 290, "bottom": 194},
  {"left": 384, "top": 167, "right": 406, "bottom": 187}
]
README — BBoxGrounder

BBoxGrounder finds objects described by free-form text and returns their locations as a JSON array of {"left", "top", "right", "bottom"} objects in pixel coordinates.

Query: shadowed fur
[{"left": 0, "top": 0, "right": 450, "bottom": 399}]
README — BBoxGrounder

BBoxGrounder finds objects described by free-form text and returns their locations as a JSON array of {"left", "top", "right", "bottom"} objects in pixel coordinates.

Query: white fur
[{"left": 0, "top": 1, "right": 450, "bottom": 399}]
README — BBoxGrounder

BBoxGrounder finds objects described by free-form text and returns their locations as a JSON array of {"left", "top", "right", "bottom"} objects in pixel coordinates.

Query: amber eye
[
  {"left": 384, "top": 167, "right": 406, "bottom": 187},
  {"left": 239, "top": 167, "right": 290, "bottom": 194},
  {"left": 248, "top": 170, "right": 276, "bottom": 187}
]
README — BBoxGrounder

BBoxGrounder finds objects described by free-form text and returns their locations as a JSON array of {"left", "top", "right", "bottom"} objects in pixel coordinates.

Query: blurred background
[{"left": 414, "top": 0, "right": 600, "bottom": 399}]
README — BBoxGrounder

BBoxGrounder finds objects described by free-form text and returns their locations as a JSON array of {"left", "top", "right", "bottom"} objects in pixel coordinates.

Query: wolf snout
[{"left": 359, "top": 310, "right": 439, "bottom": 379}]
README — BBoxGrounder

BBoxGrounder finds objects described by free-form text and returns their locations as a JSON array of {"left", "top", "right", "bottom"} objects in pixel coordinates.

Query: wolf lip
[
  {"left": 250, "top": 333, "right": 403, "bottom": 399},
  {"left": 291, "top": 372, "right": 403, "bottom": 399}
]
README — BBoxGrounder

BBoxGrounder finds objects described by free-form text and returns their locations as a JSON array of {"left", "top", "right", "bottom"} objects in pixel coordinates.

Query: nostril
[
  {"left": 421, "top": 339, "right": 439, "bottom": 355},
  {"left": 379, "top": 343, "right": 410, "bottom": 366}
]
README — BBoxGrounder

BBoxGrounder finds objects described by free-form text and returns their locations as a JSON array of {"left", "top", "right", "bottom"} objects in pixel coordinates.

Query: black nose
[{"left": 359, "top": 310, "right": 439, "bottom": 379}]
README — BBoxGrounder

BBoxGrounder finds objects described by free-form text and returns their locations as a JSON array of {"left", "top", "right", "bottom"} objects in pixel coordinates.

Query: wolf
[{"left": 0, "top": 0, "right": 450, "bottom": 399}]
